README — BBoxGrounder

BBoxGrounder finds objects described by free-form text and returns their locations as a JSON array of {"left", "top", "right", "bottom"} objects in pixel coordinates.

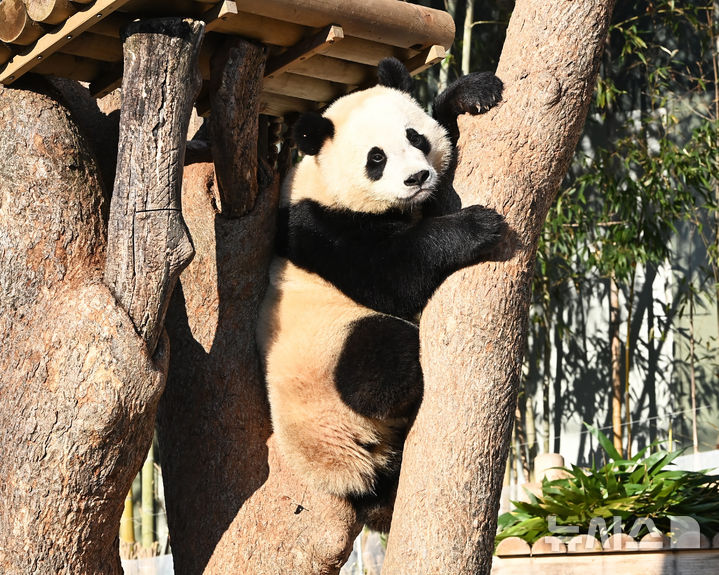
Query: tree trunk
[
  {"left": 157, "top": 38, "right": 361, "bottom": 575},
  {"left": 0, "top": 78, "right": 166, "bottom": 575},
  {"left": 383, "top": 2, "right": 616, "bottom": 573},
  {"left": 104, "top": 18, "right": 204, "bottom": 355},
  {"left": 0, "top": 17, "right": 203, "bottom": 572}
]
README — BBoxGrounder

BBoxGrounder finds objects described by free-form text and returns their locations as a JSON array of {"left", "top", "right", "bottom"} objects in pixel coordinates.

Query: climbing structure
[{"left": 0, "top": 0, "right": 454, "bottom": 116}]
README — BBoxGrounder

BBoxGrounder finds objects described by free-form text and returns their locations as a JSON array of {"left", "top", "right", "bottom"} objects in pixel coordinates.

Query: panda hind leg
[
  {"left": 334, "top": 314, "right": 423, "bottom": 420},
  {"left": 348, "top": 466, "right": 399, "bottom": 533}
]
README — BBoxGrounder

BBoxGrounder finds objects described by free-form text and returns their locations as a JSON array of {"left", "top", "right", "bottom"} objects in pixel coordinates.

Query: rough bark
[
  {"left": 104, "top": 18, "right": 204, "bottom": 355},
  {"left": 383, "top": 1, "right": 616, "bottom": 573},
  {"left": 208, "top": 37, "right": 266, "bottom": 217},
  {"left": 0, "top": 80, "right": 166, "bottom": 575},
  {"left": 157, "top": 39, "right": 361, "bottom": 575}
]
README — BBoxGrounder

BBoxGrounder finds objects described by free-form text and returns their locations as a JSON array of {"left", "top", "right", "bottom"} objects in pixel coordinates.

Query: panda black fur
[{"left": 256, "top": 58, "right": 504, "bottom": 531}]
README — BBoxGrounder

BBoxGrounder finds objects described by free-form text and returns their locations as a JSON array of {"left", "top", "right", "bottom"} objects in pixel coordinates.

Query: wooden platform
[{"left": 0, "top": 0, "right": 454, "bottom": 117}]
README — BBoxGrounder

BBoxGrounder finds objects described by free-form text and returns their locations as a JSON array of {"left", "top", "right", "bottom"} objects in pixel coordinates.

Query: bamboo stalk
[
  {"left": 141, "top": 443, "right": 154, "bottom": 549},
  {"left": 610, "top": 276, "right": 623, "bottom": 455},
  {"left": 461, "top": 0, "right": 475, "bottom": 74},
  {"left": 119, "top": 488, "right": 135, "bottom": 544},
  {"left": 624, "top": 268, "right": 636, "bottom": 458}
]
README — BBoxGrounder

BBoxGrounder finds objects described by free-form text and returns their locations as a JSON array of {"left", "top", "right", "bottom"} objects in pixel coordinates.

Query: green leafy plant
[{"left": 496, "top": 425, "right": 719, "bottom": 545}]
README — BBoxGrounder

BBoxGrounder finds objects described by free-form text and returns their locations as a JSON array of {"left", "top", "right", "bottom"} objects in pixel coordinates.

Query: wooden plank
[
  {"left": 205, "top": 7, "right": 306, "bottom": 46},
  {"left": 323, "top": 36, "right": 408, "bottom": 66},
  {"left": 59, "top": 32, "right": 123, "bottom": 62},
  {"left": 286, "top": 54, "right": 372, "bottom": 85},
  {"left": 491, "top": 550, "right": 719, "bottom": 575},
  {"left": 1, "top": 0, "right": 135, "bottom": 84},
  {"left": 228, "top": 0, "right": 455, "bottom": 50},
  {"left": 88, "top": 63, "right": 123, "bottom": 98},
  {"left": 404, "top": 44, "right": 445, "bottom": 75},
  {"left": 24, "top": 0, "right": 76, "bottom": 25},
  {"left": 0, "top": 44, "right": 12, "bottom": 66},
  {"left": 495, "top": 537, "right": 531, "bottom": 557},
  {"left": 201, "top": 0, "right": 237, "bottom": 33},
  {"left": 263, "top": 72, "right": 344, "bottom": 102},
  {"left": 259, "top": 92, "right": 317, "bottom": 117},
  {"left": 0, "top": 0, "right": 44, "bottom": 45},
  {"left": 197, "top": 89, "right": 311, "bottom": 119},
  {"left": 33, "top": 52, "right": 101, "bottom": 82},
  {"left": 86, "top": 13, "right": 129, "bottom": 37},
  {"left": 264, "top": 25, "right": 343, "bottom": 79}
]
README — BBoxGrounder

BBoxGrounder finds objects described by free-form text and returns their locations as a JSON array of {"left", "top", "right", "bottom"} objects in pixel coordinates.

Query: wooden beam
[
  {"left": 264, "top": 25, "right": 343, "bottom": 80},
  {"left": 263, "top": 72, "right": 344, "bottom": 103},
  {"left": 0, "top": 0, "right": 44, "bottom": 45},
  {"left": 0, "top": 44, "right": 12, "bottom": 66},
  {"left": 287, "top": 54, "right": 372, "bottom": 85},
  {"left": 202, "top": 1, "right": 305, "bottom": 47},
  {"left": 201, "top": 0, "right": 237, "bottom": 33},
  {"left": 1, "top": 0, "right": 135, "bottom": 84},
  {"left": 59, "top": 32, "right": 123, "bottom": 62},
  {"left": 259, "top": 92, "right": 317, "bottom": 118},
  {"left": 88, "top": 64, "right": 123, "bottom": 98},
  {"left": 33, "top": 52, "right": 101, "bottom": 81},
  {"left": 24, "top": 0, "right": 76, "bottom": 25},
  {"left": 324, "top": 36, "right": 408, "bottom": 67},
  {"left": 404, "top": 44, "right": 446, "bottom": 75},
  {"left": 226, "top": 0, "right": 455, "bottom": 50},
  {"left": 87, "top": 13, "right": 129, "bottom": 37}
]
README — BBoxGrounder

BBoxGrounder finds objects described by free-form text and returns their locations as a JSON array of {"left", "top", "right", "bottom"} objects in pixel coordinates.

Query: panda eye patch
[
  {"left": 406, "top": 128, "right": 431, "bottom": 155},
  {"left": 366, "top": 146, "right": 387, "bottom": 181}
]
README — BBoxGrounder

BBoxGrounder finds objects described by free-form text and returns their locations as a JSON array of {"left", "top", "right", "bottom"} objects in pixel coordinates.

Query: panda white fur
[{"left": 257, "top": 58, "right": 504, "bottom": 530}]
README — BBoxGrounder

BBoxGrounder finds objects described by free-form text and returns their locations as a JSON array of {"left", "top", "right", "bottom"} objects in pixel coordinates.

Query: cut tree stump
[{"left": 104, "top": 18, "right": 204, "bottom": 355}]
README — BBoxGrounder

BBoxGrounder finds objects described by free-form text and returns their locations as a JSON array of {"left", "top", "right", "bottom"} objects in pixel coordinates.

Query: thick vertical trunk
[
  {"left": 382, "top": 2, "right": 616, "bottom": 573},
  {"left": 0, "top": 17, "right": 203, "bottom": 573},
  {"left": 157, "top": 38, "right": 361, "bottom": 575},
  {"left": 0, "top": 79, "right": 165, "bottom": 575}
]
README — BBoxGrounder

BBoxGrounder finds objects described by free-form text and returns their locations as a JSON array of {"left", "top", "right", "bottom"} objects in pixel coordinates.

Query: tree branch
[{"left": 104, "top": 18, "right": 204, "bottom": 355}]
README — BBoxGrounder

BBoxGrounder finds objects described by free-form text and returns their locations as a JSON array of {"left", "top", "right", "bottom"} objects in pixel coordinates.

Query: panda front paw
[
  {"left": 451, "top": 72, "right": 504, "bottom": 115},
  {"left": 458, "top": 204, "right": 505, "bottom": 255}
]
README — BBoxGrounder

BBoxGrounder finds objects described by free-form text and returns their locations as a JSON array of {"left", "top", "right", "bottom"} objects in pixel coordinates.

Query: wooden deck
[{"left": 0, "top": 0, "right": 455, "bottom": 117}]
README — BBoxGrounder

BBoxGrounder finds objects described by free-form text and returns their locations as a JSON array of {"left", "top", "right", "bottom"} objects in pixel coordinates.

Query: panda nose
[{"left": 404, "top": 170, "right": 430, "bottom": 187}]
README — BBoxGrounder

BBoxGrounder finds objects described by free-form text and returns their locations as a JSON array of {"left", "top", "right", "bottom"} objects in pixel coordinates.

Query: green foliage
[
  {"left": 496, "top": 426, "right": 719, "bottom": 545},
  {"left": 538, "top": 0, "right": 717, "bottom": 287},
  {"left": 523, "top": 0, "right": 718, "bottom": 456}
]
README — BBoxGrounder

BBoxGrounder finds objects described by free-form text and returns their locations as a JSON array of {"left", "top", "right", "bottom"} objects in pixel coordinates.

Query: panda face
[{"left": 288, "top": 87, "right": 452, "bottom": 214}]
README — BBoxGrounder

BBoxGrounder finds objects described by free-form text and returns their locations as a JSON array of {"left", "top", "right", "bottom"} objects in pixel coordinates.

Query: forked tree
[{"left": 0, "top": 1, "right": 615, "bottom": 573}]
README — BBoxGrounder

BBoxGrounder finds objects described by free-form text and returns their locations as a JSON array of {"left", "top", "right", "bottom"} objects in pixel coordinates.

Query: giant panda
[{"left": 257, "top": 58, "right": 504, "bottom": 530}]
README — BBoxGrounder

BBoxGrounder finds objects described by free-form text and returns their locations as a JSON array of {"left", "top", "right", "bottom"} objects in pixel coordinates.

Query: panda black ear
[
  {"left": 377, "top": 57, "right": 413, "bottom": 93},
  {"left": 293, "top": 112, "right": 335, "bottom": 156}
]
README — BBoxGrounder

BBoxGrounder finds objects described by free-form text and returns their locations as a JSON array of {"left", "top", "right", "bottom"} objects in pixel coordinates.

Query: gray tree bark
[
  {"left": 383, "top": 1, "right": 617, "bottom": 573},
  {"left": 104, "top": 18, "right": 204, "bottom": 355}
]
